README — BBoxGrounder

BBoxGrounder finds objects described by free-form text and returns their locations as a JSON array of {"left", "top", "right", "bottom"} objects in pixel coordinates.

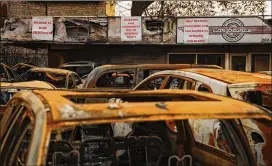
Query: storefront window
[
  {"left": 231, "top": 56, "right": 246, "bottom": 71},
  {"left": 169, "top": 54, "right": 196, "bottom": 64},
  {"left": 198, "top": 54, "right": 225, "bottom": 68},
  {"left": 251, "top": 54, "right": 270, "bottom": 72}
]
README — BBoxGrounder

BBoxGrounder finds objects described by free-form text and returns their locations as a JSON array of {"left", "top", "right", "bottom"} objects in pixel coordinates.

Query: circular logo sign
[{"left": 222, "top": 18, "right": 245, "bottom": 42}]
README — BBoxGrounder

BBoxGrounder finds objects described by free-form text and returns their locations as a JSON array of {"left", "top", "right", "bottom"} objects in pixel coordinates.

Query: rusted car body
[
  {"left": 82, "top": 64, "right": 223, "bottom": 89},
  {"left": 257, "top": 71, "right": 272, "bottom": 75},
  {"left": 0, "top": 63, "right": 16, "bottom": 82},
  {"left": 17, "top": 67, "right": 82, "bottom": 89},
  {"left": 0, "top": 89, "right": 271, "bottom": 166},
  {"left": 59, "top": 61, "right": 102, "bottom": 78},
  {"left": 134, "top": 69, "right": 272, "bottom": 165},
  {"left": 0, "top": 80, "right": 55, "bottom": 121},
  {"left": 11, "top": 63, "right": 36, "bottom": 78}
]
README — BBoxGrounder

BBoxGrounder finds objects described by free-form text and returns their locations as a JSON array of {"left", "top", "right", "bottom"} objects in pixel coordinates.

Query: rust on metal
[
  {"left": 27, "top": 89, "right": 272, "bottom": 125},
  {"left": 95, "top": 64, "right": 223, "bottom": 72},
  {"left": 180, "top": 68, "right": 272, "bottom": 84},
  {"left": 0, "top": 80, "right": 56, "bottom": 89},
  {"left": 30, "top": 67, "right": 76, "bottom": 75}
]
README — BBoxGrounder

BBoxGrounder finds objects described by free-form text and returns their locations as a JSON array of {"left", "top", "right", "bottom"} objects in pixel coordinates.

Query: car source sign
[
  {"left": 177, "top": 17, "right": 272, "bottom": 43},
  {"left": 32, "top": 16, "right": 53, "bottom": 41}
]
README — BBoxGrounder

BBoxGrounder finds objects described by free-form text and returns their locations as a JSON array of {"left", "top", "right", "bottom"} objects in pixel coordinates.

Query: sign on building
[
  {"left": 183, "top": 18, "right": 209, "bottom": 43},
  {"left": 32, "top": 16, "right": 53, "bottom": 41},
  {"left": 121, "top": 17, "right": 142, "bottom": 41},
  {"left": 177, "top": 17, "right": 272, "bottom": 43}
]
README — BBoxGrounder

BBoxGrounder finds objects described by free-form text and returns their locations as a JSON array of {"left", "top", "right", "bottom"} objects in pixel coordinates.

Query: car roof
[
  {"left": 0, "top": 81, "right": 56, "bottom": 89},
  {"left": 93, "top": 64, "right": 222, "bottom": 71},
  {"left": 176, "top": 69, "right": 272, "bottom": 84},
  {"left": 30, "top": 67, "right": 76, "bottom": 75},
  {"left": 13, "top": 89, "right": 271, "bottom": 126},
  {"left": 11, "top": 63, "right": 36, "bottom": 69}
]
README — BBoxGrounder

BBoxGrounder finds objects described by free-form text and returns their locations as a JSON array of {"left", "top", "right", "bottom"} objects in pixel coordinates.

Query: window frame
[
  {"left": 162, "top": 75, "right": 195, "bottom": 90},
  {"left": 95, "top": 69, "right": 137, "bottom": 88},
  {"left": 135, "top": 75, "right": 169, "bottom": 90},
  {"left": 195, "top": 81, "right": 213, "bottom": 93}
]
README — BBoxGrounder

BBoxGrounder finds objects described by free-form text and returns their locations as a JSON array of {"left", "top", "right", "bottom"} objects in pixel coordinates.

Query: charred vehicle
[
  {"left": 17, "top": 67, "right": 82, "bottom": 89},
  {"left": 11, "top": 63, "right": 37, "bottom": 78},
  {"left": 59, "top": 61, "right": 101, "bottom": 78},
  {"left": 0, "top": 81, "right": 55, "bottom": 105},
  {"left": 0, "top": 90, "right": 271, "bottom": 166},
  {"left": 0, "top": 63, "right": 16, "bottom": 82},
  {"left": 134, "top": 68, "right": 272, "bottom": 166},
  {"left": 0, "top": 81, "right": 55, "bottom": 121},
  {"left": 82, "top": 64, "right": 223, "bottom": 89}
]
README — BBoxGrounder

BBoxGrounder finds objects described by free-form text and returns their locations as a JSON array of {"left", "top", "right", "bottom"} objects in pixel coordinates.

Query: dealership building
[{"left": 1, "top": 16, "right": 272, "bottom": 72}]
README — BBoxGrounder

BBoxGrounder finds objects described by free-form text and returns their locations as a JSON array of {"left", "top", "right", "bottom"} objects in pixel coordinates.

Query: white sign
[
  {"left": 121, "top": 17, "right": 142, "bottom": 41},
  {"left": 184, "top": 18, "right": 209, "bottom": 43},
  {"left": 177, "top": 17, "right": 272, "bottom": 43},
  {"left": 32, "top": 16, "right": 53, "bottom": 41}
]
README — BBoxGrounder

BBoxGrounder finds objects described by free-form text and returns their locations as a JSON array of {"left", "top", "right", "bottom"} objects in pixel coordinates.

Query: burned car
[
  {"left": 0, "top": 80, "right": 55, "bottom": 105},
  {"left": 11, "top": 63, "right": 37, "bottom": 78},
  {"left": 134, "top": 68, "right": 272, "bottom": 166},
  {"left": 17, "top": 67, "right": 82, "bottom": 89},
  {"left": 0, "top": 80, "right": 55, "bottom": 121},
  {"left": 0, "top": 89, "right": 271, "bottom": 166},
  {"left": 82, "top": 64, "right": 223, "bottom": 89},
  {"left": 0, "top": 63, "right": 16, "bottom": 82},
  {"left": 59, "top": 61, "right": 101, "bottom": 78}
]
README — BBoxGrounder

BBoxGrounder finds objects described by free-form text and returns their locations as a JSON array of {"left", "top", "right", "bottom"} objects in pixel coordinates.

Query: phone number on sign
[{"left": 261, "top": 38, "right": 272, "bottom": 43}]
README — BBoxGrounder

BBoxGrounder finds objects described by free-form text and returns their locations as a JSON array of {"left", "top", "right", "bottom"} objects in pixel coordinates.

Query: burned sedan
[
  {"left": 17, "top": 67, "right": 82, "bottom": 89},
  {"left": 0, "top": 89, "right": 271, "bottom": 166},
  {"left": 82, "top": 64, "right": 222, "bottom": 89},
  {"left": 134, "top": 68, "right": 272, "bottom": 166},
  {"left": 0, "top": 63, "right": 16, "bottom": 82}
]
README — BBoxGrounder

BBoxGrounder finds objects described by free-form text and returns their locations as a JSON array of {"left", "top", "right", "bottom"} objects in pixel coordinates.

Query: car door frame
[{"left": 181, "top": 119, "right": 256, "bottom": 166}]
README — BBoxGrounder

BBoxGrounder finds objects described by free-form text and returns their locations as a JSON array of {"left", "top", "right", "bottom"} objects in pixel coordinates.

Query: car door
[{"left": 184, "top": 119, "right": 252, "bottom": 166}]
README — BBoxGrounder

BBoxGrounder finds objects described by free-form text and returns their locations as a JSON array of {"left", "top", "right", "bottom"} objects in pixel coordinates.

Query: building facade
[
  {"left": 4, "top": 1, "right": 114, "bottom": 17},
  {"left": 1, "top": 4, "right": 271, "bottom": 72}
]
